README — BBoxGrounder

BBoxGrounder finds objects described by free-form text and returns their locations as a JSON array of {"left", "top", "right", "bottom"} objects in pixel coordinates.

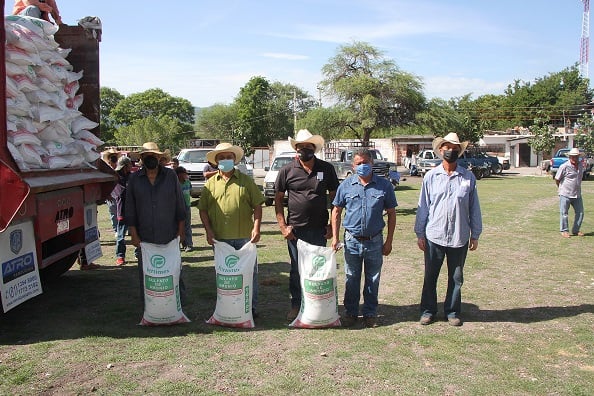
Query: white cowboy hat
[
  {"left": 139, "top": 142, "right": 165, "bottom": 157},
  {"left": 432, "top": 132, "right": 469, "bottom": 159},
  {"left": 115, "top": 156, "right": 131, "bottom": 171},
  {"left": 101, "top": 148, "right": 122, "bottom": 164},
  {"left": 568, "top": 148, "right": 582, "bottom": 157},
  {"left": 206, "top": 142, "right": 244, "bottom": 165},
  {"left": 288, "top": 129, "right": 325, "bottom": 153}
]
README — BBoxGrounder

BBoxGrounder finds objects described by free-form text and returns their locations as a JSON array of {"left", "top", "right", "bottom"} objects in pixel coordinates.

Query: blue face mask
[
  {"left": 356, "top": 163, "right": 372, "bottom": 177},
  {"left": 218, "top": 159, "right": 235, "bottom": 172}
]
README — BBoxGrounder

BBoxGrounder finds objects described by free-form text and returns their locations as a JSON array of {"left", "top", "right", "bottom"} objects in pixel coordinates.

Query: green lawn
[{"left": 1, "top": 173, "right": 593, "bottom": 395}]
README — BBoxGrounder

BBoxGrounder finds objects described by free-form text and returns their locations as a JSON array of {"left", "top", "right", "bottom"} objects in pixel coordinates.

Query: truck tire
[
  {"left": 40, "top": 251, "right": 79, "bottom": 282},
  {"left": 493, "top": 163, "right": 503, "bottom": 174},
  {"left": 265, "top": 198, "right": 274, "bottom": 206}
]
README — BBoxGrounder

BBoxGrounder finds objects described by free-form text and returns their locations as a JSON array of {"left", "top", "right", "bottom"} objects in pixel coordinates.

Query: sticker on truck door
[
  {"left": 83, "top": 203, "right": 103, "bottom": 263},
  {"left": 0, "top": 220, "right": 42, "bottom": 313}
]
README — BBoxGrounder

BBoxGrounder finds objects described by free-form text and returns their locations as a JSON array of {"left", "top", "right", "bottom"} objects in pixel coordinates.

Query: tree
[
  {"left": 268, "top": 82, "right": 316, "bottom": 141},
  {"left": 195, "top": 103, "right": 238, "bottom": 141},
  {"left": 320, "top": 41, "right": 426, "bottom": 144},
  {"left": 113, "top": 115, "right": 187, "bottom": 153},
  {"left": 99, "top": 87, "right": 124, "bottom": 145},
  {"left": 574, "top": 113, "right": 594, "bottom": 153},
  {"left": 234, "top": 76, "right": 272, "bottom": 154},
  {"left": 110, "top": 88, "right": 195, "bottom": 131},
  {"left": 297, "top": 105, "right": 357, "bottom": 140},
  {"left": 527, "top": 112, "right": 556, "bottom": 156}
]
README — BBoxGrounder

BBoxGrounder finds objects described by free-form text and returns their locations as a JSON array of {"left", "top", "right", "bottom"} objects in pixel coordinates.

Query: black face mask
[
  {"left": 297, "top": 148, "right": 315, "bottom": 162},
  {"left": 143, "top": 155, "right": 159, "bottom": 170},
  {"left": 442, "top": 150, "right": 459, "bottom": 163}
]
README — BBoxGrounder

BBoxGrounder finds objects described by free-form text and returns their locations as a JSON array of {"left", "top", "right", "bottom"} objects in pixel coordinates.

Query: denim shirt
[
  {"left": 332, "top": 174, "right": 397, "bottom": 237},
  {"left": 414, "top": 164, "right": 482, "bottom": 248}
]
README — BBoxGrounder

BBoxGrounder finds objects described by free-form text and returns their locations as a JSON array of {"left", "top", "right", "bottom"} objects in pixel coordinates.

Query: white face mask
[{"left": 218, "top": 159, "right": 235, "bottom": 172}]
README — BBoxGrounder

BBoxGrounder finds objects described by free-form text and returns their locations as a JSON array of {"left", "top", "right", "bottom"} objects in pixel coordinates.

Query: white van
[{"left": 262, "top": 152, "right": 296, "bottom": 206}]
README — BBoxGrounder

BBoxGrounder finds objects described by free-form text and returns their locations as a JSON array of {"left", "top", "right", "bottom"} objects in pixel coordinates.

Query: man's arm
[
  {"left": 251, "top": 205, "right": 262, "bottom": 243},
  {"left": 275, "top": 191, "right": 294, "bottom": 240},
  {"left": 331, "top": 206, "right": 343, "bottom": 251},
  {"left": 383, "top": 207, "right": 396, "bottom": 256}
]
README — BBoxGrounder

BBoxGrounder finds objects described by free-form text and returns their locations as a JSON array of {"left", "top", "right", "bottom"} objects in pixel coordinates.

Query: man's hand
[
  {"left": 469, "top": 238, "right": 479, "bottom": 251},
  {"left": 250, "top": 228, "right": 261, "bottom": 244},
  {"left": 382, "top": 239, "right": 393, "bottom": 256},
  {"left": 280, "top": 224, "right": 295, "bottom": 240},
  {"left": 417, "top": 237, "right": 426, "bottom": 252}
]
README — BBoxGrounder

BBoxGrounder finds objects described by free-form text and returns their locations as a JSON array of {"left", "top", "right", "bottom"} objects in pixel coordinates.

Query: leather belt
[{"left": 348, "top": 231, "right": 381, "bottom": 241}]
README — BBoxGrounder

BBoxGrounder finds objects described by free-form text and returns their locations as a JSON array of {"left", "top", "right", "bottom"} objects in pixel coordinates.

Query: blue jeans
[
  {"left": 183, "top": 205, "right": 193, "bottom": 248},
  {"left": 106, "top": 201, "right": 117, "bottom": 233},
  {"left": 421, "top": 240, "right": 468, "bottom": 319},
  {"left": 559, "top": 195, "right": 584, "bottom": 234},
  {"left": 115, "top": 220, "right": 128, "bottom": 259},
  {"left": 218, "top": 238, "right": 258, "bottom": 311},
  {"left": 343, "top": 232, "right": 384, "bottom": 318},
  {"left": 287, "top": 227, "right": 327, "bottom": 308}
]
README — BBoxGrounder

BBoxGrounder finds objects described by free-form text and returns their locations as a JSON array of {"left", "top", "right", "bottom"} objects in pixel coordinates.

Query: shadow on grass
[{"left": 3, "top": 258, "right": 592, "bottom": 344}]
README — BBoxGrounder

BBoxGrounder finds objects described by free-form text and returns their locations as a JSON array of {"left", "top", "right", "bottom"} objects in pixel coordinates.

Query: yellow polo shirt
[{"left": 199, "top": 170, "right": 265, "bottom": 239}]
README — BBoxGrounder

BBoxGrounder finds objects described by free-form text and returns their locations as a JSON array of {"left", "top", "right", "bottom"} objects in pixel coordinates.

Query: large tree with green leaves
[
  {"left": 110, "top": 88, "right": 195, "bottom": 132},
  {"left": 113, "top": 115, "right": 188, "bottom": 152},
  {"left": 195, "top": 103, "right": 238, "bottom": 141},
  {"left": 319, "top": 41, "right": 426, "bottom": 144},
  {"left": 234, "top": 77, "right": 272, "bottom": 154},
  {"left": 99, "top": 87, "right": 124, "bottom": 145}
]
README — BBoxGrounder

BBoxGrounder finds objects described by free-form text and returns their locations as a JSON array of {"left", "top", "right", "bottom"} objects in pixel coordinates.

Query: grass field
[{"left": 1, "top": 172, "right": 593, "bottom": 395}]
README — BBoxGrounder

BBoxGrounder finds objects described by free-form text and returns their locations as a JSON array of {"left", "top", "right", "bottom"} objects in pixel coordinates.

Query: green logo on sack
[
  {"left": 150, "top": 255, "right": 166, "bottom": 269},
  {"left": 225, "top": 255, "right": 239, "bottom": 268},
  {"left": 312, "top": 255, "right": 325, "bottom": 270}
]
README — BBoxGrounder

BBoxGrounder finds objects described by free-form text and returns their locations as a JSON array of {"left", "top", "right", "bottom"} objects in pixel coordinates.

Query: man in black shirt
[{"left": 275, "top": 129, "right": 339, "bottom": 322}]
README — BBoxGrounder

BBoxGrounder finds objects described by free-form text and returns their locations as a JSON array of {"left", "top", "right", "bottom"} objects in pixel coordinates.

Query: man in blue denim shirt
[
  {"left": 414, "top": 133, "right": 482, "bottom": 327},
  {"left": 331, "top": 148, "right": 397, "bottom": 328}
]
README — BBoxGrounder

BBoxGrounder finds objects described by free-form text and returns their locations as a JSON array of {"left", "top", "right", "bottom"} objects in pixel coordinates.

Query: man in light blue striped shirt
[{"left": 414, "top": 133, "right": 483, "bottom": 327}]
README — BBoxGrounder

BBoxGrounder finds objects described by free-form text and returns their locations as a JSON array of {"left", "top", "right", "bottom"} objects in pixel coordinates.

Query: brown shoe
[
  {"left": 341, "top": 315, "right": 358, "bottom": 327},
  {"left": 561, "top": 232, "right": 571, "bottom": 238},
  {"left": 81, "top": 263, "right": 100, "bottom": 270},
  {"left": 286, "top": 306, "right": 299, "bottom": 322},
  {"left": 419, "top": 315, "right": 434, "bottom": 325},
  {"left": 572, "top": 231, "right": 585, "bottom": 237},
  {"left": 364, "top": 316, "right": 377, "bottom": 328},
  {"left": 447, "top": 316, "right": 462, "bottom": 326}
]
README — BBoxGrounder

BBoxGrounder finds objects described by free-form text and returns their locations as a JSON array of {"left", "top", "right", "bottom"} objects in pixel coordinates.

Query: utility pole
[
  {"left": 580, "top": 0, "right": 590, "bottom": 78},
  {"left": 293, "top": 90, "right": 297, "bottom": 133}
]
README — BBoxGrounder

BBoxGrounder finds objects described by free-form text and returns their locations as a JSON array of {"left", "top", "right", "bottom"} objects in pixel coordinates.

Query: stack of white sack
[{"left": 4, "top": 15, "right": 103, "bottom": 171}]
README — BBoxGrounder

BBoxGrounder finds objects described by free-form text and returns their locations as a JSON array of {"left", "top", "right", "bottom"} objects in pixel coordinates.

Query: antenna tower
[{"left": 580, "top": 0, "right": 590, "bottom": 78}]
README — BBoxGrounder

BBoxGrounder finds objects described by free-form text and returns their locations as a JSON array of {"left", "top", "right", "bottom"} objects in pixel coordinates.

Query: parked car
[
  {"left": 550, "top": 148, "right": 593, "bottom": 180},
  {"left": 262, "top": 152, "right": 296, "bottom": 206},
  {"left": 416, "top": 149, "right": 441, "bottom": 176}
]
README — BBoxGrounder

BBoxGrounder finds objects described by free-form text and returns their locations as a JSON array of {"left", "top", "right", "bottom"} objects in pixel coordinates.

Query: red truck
[{"left": 0, "top": 4, "right": 115, "bottom": 312}]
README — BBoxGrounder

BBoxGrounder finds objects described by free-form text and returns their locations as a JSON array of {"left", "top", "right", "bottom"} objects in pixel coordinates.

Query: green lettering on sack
[
  {"left": 216, "top": 274, "right": 243, "bottom": 290},
  {"left": 304, "top": 279, "right": 333, "bottom": 295},
  {"left": 145, "top": 275, "right": 173, "bottom": 292}
]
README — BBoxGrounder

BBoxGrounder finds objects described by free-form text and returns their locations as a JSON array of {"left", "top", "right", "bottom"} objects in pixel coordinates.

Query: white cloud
[{"left": 424, "top": 76, "right": 509, "bottom": 100}]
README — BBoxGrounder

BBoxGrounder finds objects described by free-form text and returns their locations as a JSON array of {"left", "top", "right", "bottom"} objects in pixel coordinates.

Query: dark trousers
[
  {"left": 287, "top": 227, "right": 327, "bottom": 308},
  {"left": 420, "top": 240, "right": 468, "bottom": 318}
]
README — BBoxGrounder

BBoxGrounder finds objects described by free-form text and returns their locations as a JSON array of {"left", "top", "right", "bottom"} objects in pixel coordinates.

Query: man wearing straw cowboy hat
[
  {"left": 274, "top": 129, "right": 340, "bottom": 322},
  {"left": 125, "top": 142, "right": 187, "bottom": 304},
  {"left": 414, "top": 132, "right": 482, "bottom": 327},
  {"left": 199, "top": 142, "right": 265, "bottom": 317},
  {"left": 555, "top": 147, "right": 585, "bottom": 238}
]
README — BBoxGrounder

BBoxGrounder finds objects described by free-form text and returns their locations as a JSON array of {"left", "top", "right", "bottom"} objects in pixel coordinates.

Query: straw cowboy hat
[
  {"left": 139, "top": 142, "right": 165, "bottom": 157},
  {"left": 568, "top": 148, "right": 582, "bottom": 157},
  {"left": 162, "top": 149, "right": 172, "bottom": 163},
  {"left": 288, "top": 129, "right": 325, "bottom": 153},
  {"left": 101, "top": 148, "right": 122, "bottom": 164},
  {"left": 432, "top": 132, "right": 469, "bottom": 159},
  {"left": 115, "top": 156, "right": 131, "bottom": 171},
  {"left": 206, "top": 142, "right": 244, "bottom": 165}
]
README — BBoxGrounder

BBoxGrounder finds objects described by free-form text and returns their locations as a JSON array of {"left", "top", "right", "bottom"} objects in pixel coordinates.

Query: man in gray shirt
[{"left": 555, "top": 148, "right": 585, "bottom": 238}]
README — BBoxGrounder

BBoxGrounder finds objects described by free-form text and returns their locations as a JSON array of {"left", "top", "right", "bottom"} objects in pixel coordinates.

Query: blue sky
[{"left": 5, "top": 1, "right": 587, "bottom": 108}]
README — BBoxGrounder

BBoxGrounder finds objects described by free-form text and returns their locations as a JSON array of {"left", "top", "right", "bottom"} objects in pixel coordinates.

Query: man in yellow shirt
[{"left": 199, "top": 143, "right": 264, "bottom": 317}]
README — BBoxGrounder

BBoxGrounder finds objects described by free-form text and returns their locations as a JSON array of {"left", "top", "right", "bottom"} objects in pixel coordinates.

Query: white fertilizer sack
[
  {"left": 140, "top": 238, "right": 189, "bottom": 326},
  {"left": 290, "top": 240, "right": 341, "bottom": 328},
  {"left": 207, "top": 241, "right": 256, "bottom": 328}
]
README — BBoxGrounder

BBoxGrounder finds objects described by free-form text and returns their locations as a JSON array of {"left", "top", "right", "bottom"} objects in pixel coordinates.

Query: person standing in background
[
  {"left": 176, "top": 166, "right": 194, "bottom": 252},
  {"left": 555, "top": 147, "right": 585, "bottom": 238}
]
